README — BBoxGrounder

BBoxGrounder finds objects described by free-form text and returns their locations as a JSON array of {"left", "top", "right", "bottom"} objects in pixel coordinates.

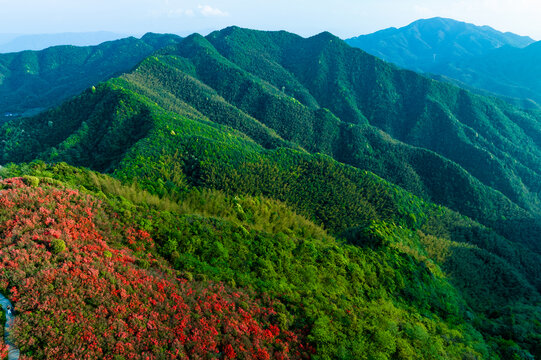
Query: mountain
[
  {"left": 0, "top": 31, "right": 127, "bottom": 53},
  {"left": 0, "top": 32, "right": 182, "bottom": 118},
  {"left": 0, "top": 34, "right": 20, "bottom": 46},
  {"left": 137, "top": 28, "right": 541, "bottom": 230},
  {"left": 1, "top": 27, "right": 541, "bottom": 359},
  {"left": 431, "top": 40, "right": 541, "bottom": 108},
  {"left": 346, "top": 18, "right": 541, "bottom": 108},
  {"left": 4, "top": 28, "right": 541, "bottom": 234},
  {"left": 346, "top": 17, "right": 534, "bottom": 72}
]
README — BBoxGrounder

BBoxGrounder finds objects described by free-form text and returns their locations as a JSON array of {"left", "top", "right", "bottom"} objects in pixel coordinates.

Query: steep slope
[
  {"left": 346, "top": 17, "right": 533, "bottom": 73},
  {"left": 346, "top": 18, "right": 541, "bottom": 109},
  {"left": 1, "top": 76, "right": 541, "bottom": 358},
  {"left": 2, "top": 28, "right": 541, "bottom": 247},
  {"left": 2, "top": 57, "right": 538, "bottom": 254},
  {"left": 0, "top": 176, "right": 306, "bottom": 359},
  {"left": 118, "top": 28, "right": 541, "bottom": 248},
  {"left": 198, "top": 27, "right": 541, "bottom": 216},
  {"left": 0, "top": 33, "right": 182, "bottom": 117},
  {"left": 3, "top": 158, "right": 541, "bottom": 359},
  {"left": 433, "top": 41, "right": 541, "bottom": 108}
]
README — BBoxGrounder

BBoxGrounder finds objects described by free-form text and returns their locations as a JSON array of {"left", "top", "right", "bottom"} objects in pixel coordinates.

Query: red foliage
[
  {"left": 0, "top": 343, "right": 9, "bottom": 359},
  {"left": 0, "top": 178, "right": 305, "bottom": 359}
]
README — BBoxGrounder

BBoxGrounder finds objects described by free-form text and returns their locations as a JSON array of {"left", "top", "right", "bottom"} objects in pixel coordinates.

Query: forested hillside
[
  {"left": 346, "top": 17, "right": 541, "bottom": 109},
  {"left": 431, "top": 41, "right": 541, "bottom": 109},
  {"left": 0, "top": 27, "right": 540, "bottom": 359},
  {"left": 0, "top": 32, "right": 182, "bottom": 117},
  {"left": 346, "top": 17, "right": 533, "bottom": 73},
  {"left": 3, "top": 27, "right": 540, "bottom": 247}
]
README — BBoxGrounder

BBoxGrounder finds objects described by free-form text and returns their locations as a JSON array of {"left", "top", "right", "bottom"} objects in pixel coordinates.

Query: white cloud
[
  {"left": 198, "top": 4, "right": 229, "bottom": 17},
  {"left": 167, "top": 8, "right": 195, "bottom": 17}
]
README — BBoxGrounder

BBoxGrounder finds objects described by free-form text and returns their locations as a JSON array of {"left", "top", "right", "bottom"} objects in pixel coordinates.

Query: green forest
[{"left": 0, "top": 26, "right": 540, "bottom": 359}]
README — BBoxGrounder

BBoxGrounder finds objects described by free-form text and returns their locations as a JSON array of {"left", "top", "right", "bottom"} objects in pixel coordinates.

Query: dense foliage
[
  {"left": 2, "top": 155, "right": 540, "bottom": 359},
  {"left": 0, "top": 33, "right": 182, "bottom": 117},
  {"left": 3, "top": 27, "right": 540, "bottom": 248},
  {"left": 0, "top": 176, "right": 306, "bottom": 359},
  {"left": 0, "top": 168, "right": 488, "bottom": 359},
  {"left": 345, "top": 17, "right": 533, "bottom": 73},
  {"left": 0, "top": 26, "right": 540, "bottom": 359},
  {"left": 346, "top": 17, "right": 541, "bottom": 109}
]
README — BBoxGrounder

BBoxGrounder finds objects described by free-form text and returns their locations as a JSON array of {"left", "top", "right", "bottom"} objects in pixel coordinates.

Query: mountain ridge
[
  {"left": 346, "top": 17, "right": 534, "bottom": 72},
  {"left": 346, "top": 17, "right": 541, "bottom": 109},
  {"left": 2, "top": 27, "right": 540, "bottom": 246},
  {"left": 432, "top": 39, "right": 541, "bottom": 108},
  {"left": 0, "top": 32, "right": 183, "bottom": 117}
]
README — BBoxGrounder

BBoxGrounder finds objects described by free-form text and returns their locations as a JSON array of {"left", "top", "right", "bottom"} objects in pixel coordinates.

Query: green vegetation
[
  {"left": 0, "top": 26, "right": 540, "bottom": 359},
  {"left": 3, "top": 27, "right": 540, "bottom": 249},
  {"left": 3, "top": 153, "right": 541, "bottom": 359},
  {"left": 346, "top": 17, "right": 541, "bottom": 110},
  {"left": 50, "top": 238, "right": 66, "bottom": 253},
  {"left": 0, "top": 32, "right": 182, "bottom": 116},
  {"left": 0, "top": 165, "right": 500, "bottom": 358},
  {"left": 345, "top": 17, "right": 534, "bottom": 74}
]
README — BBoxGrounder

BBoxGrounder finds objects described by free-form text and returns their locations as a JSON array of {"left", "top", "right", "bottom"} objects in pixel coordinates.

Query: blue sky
[{"left": 1, "top": 0, "right": 540, "bottom": 39}]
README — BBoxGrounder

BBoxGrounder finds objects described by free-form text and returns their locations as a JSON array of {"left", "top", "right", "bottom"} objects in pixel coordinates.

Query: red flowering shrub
[
  {"left": 0, "top": 178, "right": 304, "bottom": 359},
  {"left": 0, "top": 343, "right": 9, "bottom": 359}
]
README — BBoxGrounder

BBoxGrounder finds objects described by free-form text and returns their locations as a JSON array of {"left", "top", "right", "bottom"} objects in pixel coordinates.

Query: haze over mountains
[
  {"left": 432, "top": 40, "right": 541, "bottom": 109},
  {"left": 0, "top": 32, "right": 127, "bottom": 53},
  {"left": 0, "top": 19, "right": 541, "bottom": 360},
  {"left": 346, "top": 17, "right": 535, "bottom": 72},
  {"left": 347, "top": 17, "right": 541, "bottom": 109}
]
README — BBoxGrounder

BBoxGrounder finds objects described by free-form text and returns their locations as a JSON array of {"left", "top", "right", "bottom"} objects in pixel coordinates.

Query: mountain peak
[
  {"left": 313, "top": 31, "right": 340, "bottom": 41},
  {"left": 346, "top": 17, "right": 534, "bottom": 72},
  {"left": 410, "top": 16, "right": 462, "bottom": 25}
]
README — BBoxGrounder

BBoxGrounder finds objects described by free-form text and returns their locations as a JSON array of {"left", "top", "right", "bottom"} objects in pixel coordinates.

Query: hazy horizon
[
  {"left": 0, "top": 17, "right": 536, "bottom": 45},
  {"left": 0, "top": 0, "right": 540, "bottom": 40}
]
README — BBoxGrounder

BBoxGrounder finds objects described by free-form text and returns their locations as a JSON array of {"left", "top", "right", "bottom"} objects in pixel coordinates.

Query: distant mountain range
[
  {"left": 346, "top": 17, "right": 541, "bottom": 108},
  {"left": 346, "top": 17, "right": 534, "bottom": 71},
  {"left": 432, "top": 40, "right": 541, "bottom": 109},
  {"left": 0, "top": 34, "right": 20, "bottom": 46},
  {"left": 0, "top": 33, "right": 182, "bottom": 117},
  {"left": 0, "top": 31, "right": 127, "bottom": 53}
]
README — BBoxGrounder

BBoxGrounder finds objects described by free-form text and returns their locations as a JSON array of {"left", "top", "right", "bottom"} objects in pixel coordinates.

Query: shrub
[
  {"left": 22, "top": 175, "right": 40, "bottom": 187},
  {"left": 50, "top": 238, "right": 66, "bottom": 253}
]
